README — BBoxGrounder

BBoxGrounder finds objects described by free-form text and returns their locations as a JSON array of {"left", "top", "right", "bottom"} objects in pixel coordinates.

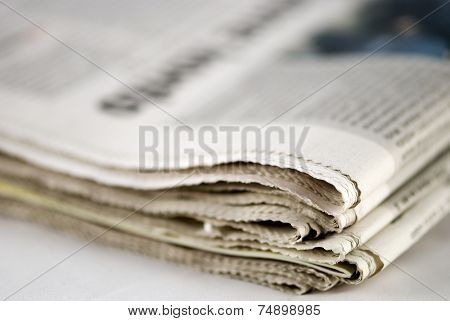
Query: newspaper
[
  {"left": 0, "top": 0, "right": 449, "bottom": 294},
  {"left": 0, "top": 156, "right": 448, "bottom": 293}
]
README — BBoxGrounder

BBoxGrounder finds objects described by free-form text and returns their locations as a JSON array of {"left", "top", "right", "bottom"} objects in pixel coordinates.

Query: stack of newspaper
[{"left": 0, "top": 0, "right": 449, "bottom": 294}]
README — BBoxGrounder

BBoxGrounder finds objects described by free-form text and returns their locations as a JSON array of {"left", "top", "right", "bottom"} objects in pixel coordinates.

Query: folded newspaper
[{"left": 0, "top": 0, "right": 449, "bottom": 294}]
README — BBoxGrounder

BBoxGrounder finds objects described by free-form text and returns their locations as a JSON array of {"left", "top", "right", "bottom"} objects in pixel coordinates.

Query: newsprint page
[{"left": 0, "top": 0, "right": 449, "bottom": 320}]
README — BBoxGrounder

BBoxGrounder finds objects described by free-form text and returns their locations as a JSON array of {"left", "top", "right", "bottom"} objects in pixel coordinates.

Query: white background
[{"left": 0, "top": 213, "right": 449, "bottom": 301}]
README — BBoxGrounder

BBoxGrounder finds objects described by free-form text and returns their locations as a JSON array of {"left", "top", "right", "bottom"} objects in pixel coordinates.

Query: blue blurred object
[
  {"left": 311, "top": 0, "right": 450, "bottom": 59},
  {"left": 366, "top": 34, "right": 448, "bottom": 58}
]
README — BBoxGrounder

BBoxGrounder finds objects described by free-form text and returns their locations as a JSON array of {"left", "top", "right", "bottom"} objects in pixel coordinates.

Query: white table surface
[{"left": 1, "top": 213, "right": 449, "bottom": 301}]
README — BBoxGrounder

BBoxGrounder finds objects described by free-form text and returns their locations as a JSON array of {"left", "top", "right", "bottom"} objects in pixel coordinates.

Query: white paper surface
[{"left": 1, "top": 213, "right": 449, "bottom": 300}]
